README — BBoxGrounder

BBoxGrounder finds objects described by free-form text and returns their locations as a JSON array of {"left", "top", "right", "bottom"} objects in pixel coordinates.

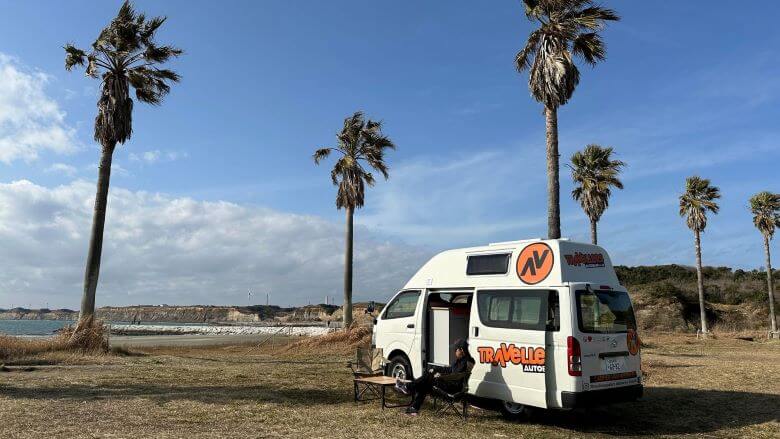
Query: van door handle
[
  {"left": 474, "top": 327, "right": 479, "bottom": 337},
  {"left": 407, "top": 324, "right": 415, "bottom": 329}
]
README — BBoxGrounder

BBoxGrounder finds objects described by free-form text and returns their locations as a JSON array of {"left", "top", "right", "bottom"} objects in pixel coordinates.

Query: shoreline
[{"left": 108, "top": 323, "right": 334, "bottom": 336}]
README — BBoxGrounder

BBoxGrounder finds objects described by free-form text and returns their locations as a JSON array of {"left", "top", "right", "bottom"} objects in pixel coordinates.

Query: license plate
[{"left": 603, "top": 356, "right": 626, "bottom": 373}]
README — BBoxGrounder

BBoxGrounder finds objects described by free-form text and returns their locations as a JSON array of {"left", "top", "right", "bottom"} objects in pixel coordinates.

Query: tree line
[{"left": 63, "top": 1, "right": 777, "bottom": 339}]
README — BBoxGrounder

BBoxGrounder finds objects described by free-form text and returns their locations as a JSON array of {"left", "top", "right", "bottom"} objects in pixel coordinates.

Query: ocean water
[
  {"left": 0, "top": 320, "right": 211, "bottom": 336},
  {"left": 0, "top": 319, "right": 73, "bottom": 336}
]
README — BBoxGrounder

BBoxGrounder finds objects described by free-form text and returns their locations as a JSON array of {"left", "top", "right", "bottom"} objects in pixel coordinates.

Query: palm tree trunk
[
  {"left": 78, "top": 144, "right": 115, "bottom": 326},
  {"left": 590, "top": 218, "right": 598, "bottom": 245},
  {"left": 545, "top": 105, "right": 561, "bottom": 240},
  {"left": 343, "top": 205, "right": 354, "bottom": 328},
  {"left": 694, "top": 230, "right": 708, "bottom": 335},
  {"left": 764, "top": 235, "right": 777, "bottom": 335}
]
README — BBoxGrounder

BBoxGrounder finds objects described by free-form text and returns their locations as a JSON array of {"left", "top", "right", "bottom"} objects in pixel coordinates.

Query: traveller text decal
[
  {"left": 477, "top": 343, "right": 546, "bottom": 373},
  {"left": 563, "top": 252, "right": 605, "bottom": 268}
]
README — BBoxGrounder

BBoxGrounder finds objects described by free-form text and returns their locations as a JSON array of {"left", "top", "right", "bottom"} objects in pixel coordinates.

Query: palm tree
[
  {"left": 679, "top": 176, "right": 721, "bottom": 336},
  {"left": 569, "top": 144, "right": 625, "bottom": 245},
  {"left": 64, "top": 1, "right": 181, "bottom": 329},
  {"left": 516, "top": 0, "right": 619, "bottom": 239},
  {"left": 749, "top": 191, "right": 780, "bottom": 337},
  {"left": 313, "top": 112, "right": 395, "bottom": 327}
]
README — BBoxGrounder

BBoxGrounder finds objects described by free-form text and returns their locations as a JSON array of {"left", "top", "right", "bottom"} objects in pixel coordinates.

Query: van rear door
[{"left": 574, "top": 288, "right": 641, "bottom": 391}]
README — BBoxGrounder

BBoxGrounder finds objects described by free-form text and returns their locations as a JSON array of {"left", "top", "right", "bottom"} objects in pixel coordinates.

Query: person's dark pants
[{"left": 408, "top": 373, "right": 435, "bottom": 410}]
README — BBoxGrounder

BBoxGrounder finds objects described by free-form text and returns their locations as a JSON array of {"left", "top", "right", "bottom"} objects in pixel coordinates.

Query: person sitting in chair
[{"left": 395, "top": 338, "right": 473, "bottom": 416}]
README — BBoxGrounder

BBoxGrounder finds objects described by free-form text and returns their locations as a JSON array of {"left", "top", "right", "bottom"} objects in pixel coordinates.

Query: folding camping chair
[
  {"left": 348, "top": 348, "right": 385, "bottom": 402},
  {"left": 431, "top": 366, "right": 472, "bottom": 420}
]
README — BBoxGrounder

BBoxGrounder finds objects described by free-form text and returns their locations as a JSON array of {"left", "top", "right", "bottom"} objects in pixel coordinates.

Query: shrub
[{"left": 0, "top": 318, "right": 108, "bottom": 362}]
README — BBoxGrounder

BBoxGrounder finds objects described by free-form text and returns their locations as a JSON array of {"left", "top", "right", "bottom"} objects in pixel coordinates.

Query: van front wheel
[
  {"left": 388, "top": 355, "right": 412, "bottom": 380},
  {"left": 500, "top": 401, "right": 532, "bottom": 421}
]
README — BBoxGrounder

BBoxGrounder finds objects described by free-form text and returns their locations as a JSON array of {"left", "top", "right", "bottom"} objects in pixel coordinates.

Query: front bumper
[{"left": 561, "top": 384, "right": 643, "bottom": 409}]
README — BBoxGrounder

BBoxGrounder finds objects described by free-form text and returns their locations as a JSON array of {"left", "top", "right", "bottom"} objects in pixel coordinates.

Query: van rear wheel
[
  {"left": 500, "top": 401, "right": 532, "bottom": 421},
  {"left": 388, "top": 355, "right": 412, "bottom": 380}
]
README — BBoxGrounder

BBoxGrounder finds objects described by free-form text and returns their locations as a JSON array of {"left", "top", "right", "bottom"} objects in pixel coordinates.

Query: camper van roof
[{"left": 403, "top": 238, "right": 620, "bottom": 290}]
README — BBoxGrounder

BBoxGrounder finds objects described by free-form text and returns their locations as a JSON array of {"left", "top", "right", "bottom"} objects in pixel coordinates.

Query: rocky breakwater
[{"left": 109, "top": 324, "right": 333, "bottom": 336}]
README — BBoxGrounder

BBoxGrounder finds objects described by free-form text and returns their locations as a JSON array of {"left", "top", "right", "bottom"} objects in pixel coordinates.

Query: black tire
[
  {"left": 499, "top": 400, "right": 533, "bottom": 421},
  {"left": 387, "top": 355, "right": 412, "bottom": 380}
]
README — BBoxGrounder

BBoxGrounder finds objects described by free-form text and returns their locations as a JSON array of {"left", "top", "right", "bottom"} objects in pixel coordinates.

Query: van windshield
[{"left": 576, "top": 289, "right": 636, "bottom": 333}]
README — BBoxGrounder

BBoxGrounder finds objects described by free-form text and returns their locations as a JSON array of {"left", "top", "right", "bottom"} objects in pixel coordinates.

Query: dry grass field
[{"left": 0, "top": 332, "right": 777, "bottom": 438}]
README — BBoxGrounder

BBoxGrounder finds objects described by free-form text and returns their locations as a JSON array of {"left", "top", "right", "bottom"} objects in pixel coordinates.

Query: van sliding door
[{"left": 470, "top": 289, "right": 549, "bottom": 408}]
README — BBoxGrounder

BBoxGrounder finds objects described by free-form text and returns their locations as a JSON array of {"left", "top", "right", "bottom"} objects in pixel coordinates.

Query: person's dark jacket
[
  {"left": 432, "top": 355, "right": 473, "bottom": 394},
  {"left": 440, "top": 355, "right": 472, "bottom": 374}
]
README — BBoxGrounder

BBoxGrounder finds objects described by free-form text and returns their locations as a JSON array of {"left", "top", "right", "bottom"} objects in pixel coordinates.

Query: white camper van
[{"left": 373, "top": 239, "right": 642, "bottom": 418}]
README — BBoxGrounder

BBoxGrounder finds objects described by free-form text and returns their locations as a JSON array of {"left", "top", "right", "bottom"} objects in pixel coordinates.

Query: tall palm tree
[
  {"left": 64, "top": 1, "right": 181, "bottom": 329},
  {"left": 749, "top": 191, "right": 780, "bottom": 337},
  {"left": 679, "top": 176, "right": 720, "bottom": 336},
  {"left": 313, "top": 112, "right": 395, "bottom": 327},
  {"left": 516, "top": 0, "right": 619, "bottom": 239},
  {"left": 569, "top": 144, "right": 625, "bottom": 245}
]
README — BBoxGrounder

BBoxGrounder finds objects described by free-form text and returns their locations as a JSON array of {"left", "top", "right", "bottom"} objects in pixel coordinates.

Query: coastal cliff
[{"left": 0, "top": 303, "right": 358, "bottom": 324}]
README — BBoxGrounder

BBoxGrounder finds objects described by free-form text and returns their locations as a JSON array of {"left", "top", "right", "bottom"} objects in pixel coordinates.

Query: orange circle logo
[
  {"left": 516, "top": 242, "right": 554, "bottom": 285},
  {"left": 627, "top": 329, "right": 640, "bottom": 356}
]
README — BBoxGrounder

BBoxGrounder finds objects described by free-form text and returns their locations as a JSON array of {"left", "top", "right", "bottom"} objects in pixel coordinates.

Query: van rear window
[
  {"left": 467, "top": 253, "right": 511, "bottom": 275},
  {"left": 477, "top": 290, "right": 557, "bottom": 331},
  {"left": 576, "top": 289, "right": 637, "bottom": 333}
]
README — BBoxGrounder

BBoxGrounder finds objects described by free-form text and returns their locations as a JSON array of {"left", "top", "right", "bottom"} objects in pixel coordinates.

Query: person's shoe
[
  {"left": 395, "top": 377, "right": 409, "bottom": 395},
  {"left": 405, "top": 407, "right": 419, "bottom": 416}
]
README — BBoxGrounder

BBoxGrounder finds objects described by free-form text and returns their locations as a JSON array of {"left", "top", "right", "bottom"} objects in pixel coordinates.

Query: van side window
[
  {"left": 383, "top": 291, "right": 421, "bottom": 319},
  {"left": 466, "top": 253, "right": 511, "bottom": 275},
  {"left": 477, "top": 290, "right": 550, "bottom": 331}
]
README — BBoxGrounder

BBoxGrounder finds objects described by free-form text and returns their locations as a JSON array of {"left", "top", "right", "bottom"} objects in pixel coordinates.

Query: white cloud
[
  {"left": 142, "top": 150, "right": 160, "bottom": 163},
  {"left": 45, "top": 163, "right": 78, "bottom": 177},
  {"left": 0, "top": 180, "right": 430, "bottom": 309},
  {"left": 0, "top": 53, "right": 78, "bottom": 163},
  {"left": 166, "top": 151, "right": 188, "bottom": 161},
  {"left": 360, "top": 148, "right": 547, "bottom": 246},
  {"left": 129, "top": 149, "right": 188, "bottom": 164}
]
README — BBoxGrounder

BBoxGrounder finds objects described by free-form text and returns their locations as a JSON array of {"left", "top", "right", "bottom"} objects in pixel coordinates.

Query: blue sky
[{"left": 0, "top": 1, "right": 778, "bottom": 308}]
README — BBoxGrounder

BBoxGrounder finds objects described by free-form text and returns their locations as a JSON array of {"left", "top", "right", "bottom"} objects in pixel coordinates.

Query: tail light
[{"left": 567, "top": 336, "right": 582, "bottom": 377}]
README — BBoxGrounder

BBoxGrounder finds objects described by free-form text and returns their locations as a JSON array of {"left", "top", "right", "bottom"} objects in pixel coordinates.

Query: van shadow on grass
[
  {"left": 534, "top": 386, "right": 780, "bottom": 436},
  {"left": 2, "top": 380, "right": 777, "bottom": 435},
  {"left": 0, "top": 382, "right": 351, "bottom": 406}
]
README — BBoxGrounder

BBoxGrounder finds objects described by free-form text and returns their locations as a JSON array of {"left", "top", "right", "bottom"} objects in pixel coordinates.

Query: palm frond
[
  {"left": 516, "top": 29, "right": 543, "bottom": 72},
  {"left": 572, "top": 32, "right": 605, "bottom": 66},
  {"left": 143, "top": 44, "right": 183, "bottom": 63},
  {"left": 313, "top": 148, "right": 332, "bottom": 164},
  {"left": 571, "top": 7, "right": 620, "bottom": 30},
  {"left": 64, "top": 44, "right": 87, "bottom": 71}
]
